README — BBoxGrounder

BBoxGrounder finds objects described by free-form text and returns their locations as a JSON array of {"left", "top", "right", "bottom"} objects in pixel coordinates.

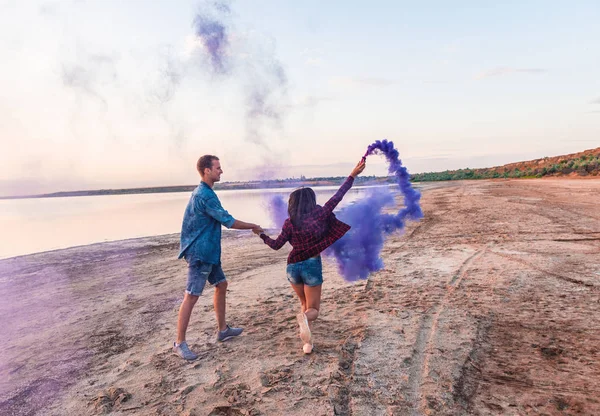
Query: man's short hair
[{"left": 197, "top": 155, "right": 219, "bottom": 176}]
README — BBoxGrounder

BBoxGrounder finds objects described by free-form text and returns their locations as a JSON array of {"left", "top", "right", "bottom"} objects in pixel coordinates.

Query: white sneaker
[
  {"left": 296, "top": 313, "right": 312, "bottom": 344},
  {"left": 303, "top": 343, "right": 313, "bottom": 354}
]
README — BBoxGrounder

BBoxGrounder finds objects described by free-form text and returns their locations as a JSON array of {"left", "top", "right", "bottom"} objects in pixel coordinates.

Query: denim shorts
[
  {"left": 186, "top": 261, "right": 226, "bottom": 296},
  {"left": 286, "top": 256, "right": 323, "bottom": 287}
]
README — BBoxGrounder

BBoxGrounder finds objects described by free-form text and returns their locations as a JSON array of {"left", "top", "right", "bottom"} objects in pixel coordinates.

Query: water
[{"left": 0, "top": 184, "right": 386, "bottom": 259}]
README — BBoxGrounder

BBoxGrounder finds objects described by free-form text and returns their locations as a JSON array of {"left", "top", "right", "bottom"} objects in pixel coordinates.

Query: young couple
[{"left": 173, "top": 154, "right": 365, "bottom": 360}]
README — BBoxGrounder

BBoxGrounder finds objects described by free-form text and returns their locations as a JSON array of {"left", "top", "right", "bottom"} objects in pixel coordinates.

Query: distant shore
[
  {"left": 0, "top": 175, "right": 393, "bottom": 200},
  {"left": 3, "top": 146, "right": 598, "bottom": 200}
]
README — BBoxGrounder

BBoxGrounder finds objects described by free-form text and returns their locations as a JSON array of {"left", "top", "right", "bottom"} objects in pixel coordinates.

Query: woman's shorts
[{"left": 286, "top": 256, "right": 323, "bottom": 287}]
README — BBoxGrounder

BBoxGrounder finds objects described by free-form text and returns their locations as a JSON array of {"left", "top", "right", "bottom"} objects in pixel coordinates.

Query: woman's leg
[
  {"left": 291, "top": 283, "right": 313, "bottom": 345},
  {"left": 300, "top": 284, "right": 322, "bottom": 353},
  {"left": 290, "top": 283, "right": 307, "bottom": 312},
  {"left": 303, "top": 284, "right": 322, "bottom": 323}
]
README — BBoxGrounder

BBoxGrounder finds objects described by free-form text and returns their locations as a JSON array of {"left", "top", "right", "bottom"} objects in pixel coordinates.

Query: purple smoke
[
  {"left": 267, "top": 193, "right": 288, "bottom": 229},
  {"left": 325, "top": 188, "right": 395, "bottom": 280},
  {"left": 326, "top": 139, "right": 423, "bottom": 281},
  {"left": 266, "top": 140, "right": 423, "bottom": 282},
  {"left": 193, "top": 1, "right": 231, "bottom": 74}
]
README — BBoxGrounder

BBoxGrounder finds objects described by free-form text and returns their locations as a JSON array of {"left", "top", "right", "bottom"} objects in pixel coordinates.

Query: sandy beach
[{"left": 1, "top": 178, "right": 599, "bottom": 416}]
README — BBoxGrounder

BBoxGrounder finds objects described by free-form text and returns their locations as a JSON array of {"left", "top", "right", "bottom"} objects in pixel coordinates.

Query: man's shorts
[
  {"left": 186, "top": 261, "right": 227, "bottom": 296},
  {"left": 286, "top": 256, "right": 323, "bottom": 287}
]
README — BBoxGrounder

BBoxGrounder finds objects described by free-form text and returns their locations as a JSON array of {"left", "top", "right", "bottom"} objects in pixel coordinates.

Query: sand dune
[{"left": 1, "top": 179, "right": 599, "bottom": 415}]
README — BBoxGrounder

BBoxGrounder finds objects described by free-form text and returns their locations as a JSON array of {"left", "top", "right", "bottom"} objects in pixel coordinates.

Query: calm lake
[{"left": 0, "top": 184, "right": 390, "bottom": 259}]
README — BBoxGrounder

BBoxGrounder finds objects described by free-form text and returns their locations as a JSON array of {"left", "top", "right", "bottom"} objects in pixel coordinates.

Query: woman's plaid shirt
[{"left": 260, "top": 176, "right": 354, "bottom": 263}]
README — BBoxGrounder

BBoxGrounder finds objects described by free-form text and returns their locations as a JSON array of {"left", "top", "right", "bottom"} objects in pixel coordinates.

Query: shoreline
[
  {"left": 0, "top": 230, "right": 251, "bottom": 263},
  {"left": 0, "top": 177, "right": 592, "bottom": 262}
]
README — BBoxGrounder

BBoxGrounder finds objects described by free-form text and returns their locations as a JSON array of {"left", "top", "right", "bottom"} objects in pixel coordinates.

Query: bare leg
[
  {"left": 176, "top": 293, "right": 199, "bottom": 344},
  {"left": 291, "top": 283, "right": 313, "bottom": 345},
  {"left": 303, "top": 284, "right": 322, "bottom": 324},
  {"left": 214, "top": 281, "right": 228, "bottom": 332},
  {"left": 302, "top": 284, "right": 322, "bottom": 353},
  {"left": 290, "top": 283, "right": 307, "bottom": 312}
]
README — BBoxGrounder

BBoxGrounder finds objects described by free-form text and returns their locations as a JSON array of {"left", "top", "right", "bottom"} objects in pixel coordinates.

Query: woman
[{"left": 256, "top": 160, "right": 366, "bottom": 353}]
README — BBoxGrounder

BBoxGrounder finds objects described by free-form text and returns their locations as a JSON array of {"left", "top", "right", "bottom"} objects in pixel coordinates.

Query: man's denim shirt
[{"left": 178, "top": 182, "right": 235, "bottom": 264}]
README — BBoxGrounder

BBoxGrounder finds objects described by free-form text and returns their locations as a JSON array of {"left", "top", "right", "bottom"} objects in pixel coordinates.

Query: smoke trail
[
  {"left": 151, "top": 47, "right": 185, "bottom": 105},
  {"left": 191, "top": 0, "right": 288, "bottom": 148},
  {"left": 192, "top": 0, "right": 231, "bottom": 75},
  {"left": 60, "top": 52, "right": 118, "bottom": 110},
  {"left": 244, "top": 58, "right": 287, "bottom": 145},
  {"left": 326, "top": 139, "right": 423, "bottom": 281},
  {"left": 364, "top": 139, "right": 424, "bottom": 226}
]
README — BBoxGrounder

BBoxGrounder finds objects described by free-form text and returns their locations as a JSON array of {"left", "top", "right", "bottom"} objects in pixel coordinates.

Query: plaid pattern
[{"left": 261, "top": 176, "right": 354, "bottom": 263}]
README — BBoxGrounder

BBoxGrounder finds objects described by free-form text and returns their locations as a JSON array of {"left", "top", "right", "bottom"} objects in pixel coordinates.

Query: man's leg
[
  {"left": 174, "top": 261, "right": 209, "bottom": 359},
  {"left": 211, "top": 265, "right": 243, "bottom": 342},
  {"left": 176, "top": 293, "right": 199, "bottom": 344},
  {"left": 213, "top": 280, "right": 228, "bottom": 332}
]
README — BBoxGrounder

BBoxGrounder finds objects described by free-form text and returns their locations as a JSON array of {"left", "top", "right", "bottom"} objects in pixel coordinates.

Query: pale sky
[{"left": 1, "top": 0, "right": 599, "bottom": 196}]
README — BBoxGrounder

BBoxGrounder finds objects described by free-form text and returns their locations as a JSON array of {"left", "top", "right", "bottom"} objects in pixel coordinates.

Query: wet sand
[{"left": 1, "top": 179, "right": 599, "bottom": 415}]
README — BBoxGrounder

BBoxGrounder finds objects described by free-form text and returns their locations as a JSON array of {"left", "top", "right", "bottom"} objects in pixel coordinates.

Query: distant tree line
[
  {"left": 410, "top": 153, "right": 600, "bottom": 182},
  {"left": 214, "top": 175, "right": 386, "bottom": 190}
]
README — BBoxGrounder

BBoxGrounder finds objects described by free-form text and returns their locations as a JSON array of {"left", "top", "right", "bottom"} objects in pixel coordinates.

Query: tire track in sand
[{"left": 408, "top": 247, "right": 486, "bottom": 415}]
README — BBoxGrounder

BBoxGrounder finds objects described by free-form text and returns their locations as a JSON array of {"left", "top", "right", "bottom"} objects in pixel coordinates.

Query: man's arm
[
  {"left": 203, "top": 197, "right": 261, "bottom": 231},
  {"left": 231, "top": 220, "right": 262, "bottom": 231},
  {"left": 203, "top": 196, "right": 236, "bottom": 228}
]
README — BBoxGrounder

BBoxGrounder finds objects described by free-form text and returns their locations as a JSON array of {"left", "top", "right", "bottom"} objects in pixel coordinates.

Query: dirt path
[{"left": 1, "top": 179, "right": 598, "bottom": 415}]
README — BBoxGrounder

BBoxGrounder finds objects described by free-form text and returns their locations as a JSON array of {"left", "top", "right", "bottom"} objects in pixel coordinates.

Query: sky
[{"left": 0, "top": 0, "right": 599, "bottom": 196}]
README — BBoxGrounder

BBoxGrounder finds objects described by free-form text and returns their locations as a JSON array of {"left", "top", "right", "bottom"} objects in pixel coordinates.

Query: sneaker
[
  {"left": 303, "top": 343, "right": 314, "bottom": 354},
  {"left": 217, "top": 325, "right": 243, "bottom": 342},
  {"left": 296, "top": 313, "right": 312, "bottom": 344},
  {"left": 173, "top": 341, "right": 198, "bottom": 361}
]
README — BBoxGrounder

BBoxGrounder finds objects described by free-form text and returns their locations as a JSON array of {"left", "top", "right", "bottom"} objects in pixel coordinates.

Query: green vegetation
[{"left": 410, "top": 153, "right": 600, "bottom": 182}]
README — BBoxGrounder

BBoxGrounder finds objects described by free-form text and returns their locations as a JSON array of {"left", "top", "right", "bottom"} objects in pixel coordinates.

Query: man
[{"left": 173, "top": 155, "right": 263, "bottom": 360}]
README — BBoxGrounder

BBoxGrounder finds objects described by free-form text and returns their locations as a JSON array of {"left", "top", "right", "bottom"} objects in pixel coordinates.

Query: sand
[{"left": 1, "top": 179, "right": 599, "bottom": 415}]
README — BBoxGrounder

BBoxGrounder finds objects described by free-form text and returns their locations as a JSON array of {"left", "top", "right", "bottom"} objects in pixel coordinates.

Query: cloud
[
  {"left": 39, "top": 2, "right": 59, "bottom": 15},
  {"left": 443, "top": 41, "right": 460, "bottom": 54},
  {"left": 329, "top": 76, "right": 394, "bottom": 88},
  {"left": 39, "top": 0, "right": 85, "bottom": 17},
  {"left": 301, "top": 47, "right": 326, "bottom": 67},
  {"left": 305, "top": 57, "right": 324, "bottom": 67},
  {"left": 292, "top": 95, "right": 335, "bottom": 108},
  {"left": 475, "top": 67, "right": 547, "bottom": 80},
  {"left": 301, "top": 47, "right": 324, "bottom": 56}
]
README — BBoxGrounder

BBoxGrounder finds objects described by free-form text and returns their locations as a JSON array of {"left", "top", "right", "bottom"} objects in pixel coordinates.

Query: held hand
[
  {"left": 252, "top": 226, "right": 264, "bottom": 235},
  {"left": 350, "top": 159, "right": 366, "bottom": 178}
]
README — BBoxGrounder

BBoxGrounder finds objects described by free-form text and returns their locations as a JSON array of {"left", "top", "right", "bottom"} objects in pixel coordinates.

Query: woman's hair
[{"left": 288, "top": 187, "right": 317, "bottom": 228}]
